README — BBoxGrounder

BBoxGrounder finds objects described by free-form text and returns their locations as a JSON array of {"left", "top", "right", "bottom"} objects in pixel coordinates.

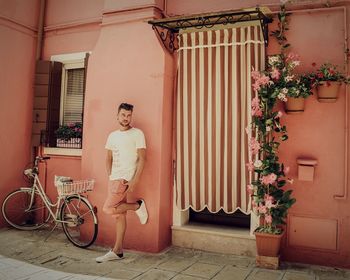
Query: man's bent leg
[{"left": 113, "top": 202, "right": 139, "bottom": 214}]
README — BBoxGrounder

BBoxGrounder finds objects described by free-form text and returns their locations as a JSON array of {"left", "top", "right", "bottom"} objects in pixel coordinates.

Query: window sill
[{"left": 43, "top": 147, "right": 82, "bottom": 157}]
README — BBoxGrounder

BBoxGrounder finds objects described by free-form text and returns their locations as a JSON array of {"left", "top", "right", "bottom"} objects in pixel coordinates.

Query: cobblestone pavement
[{"left": 0, "top": 228, "right": 349, "bottom": 280}]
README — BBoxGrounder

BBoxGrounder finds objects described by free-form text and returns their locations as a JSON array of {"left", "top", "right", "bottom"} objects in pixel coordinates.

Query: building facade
[{"left": 0, "top": 0, "right": 349, "bottom": 268}]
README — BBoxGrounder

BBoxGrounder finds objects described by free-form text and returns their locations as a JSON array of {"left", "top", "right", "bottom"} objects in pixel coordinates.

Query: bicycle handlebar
[
  {"left": 34, "top": 156, "right": 51, "bottom": 167},
  {"left": 36, "top": 156, "right": 50, "bottom": 161}
]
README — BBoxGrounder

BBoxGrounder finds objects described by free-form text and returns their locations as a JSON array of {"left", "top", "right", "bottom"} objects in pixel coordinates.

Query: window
[
  {"left": 31, "top": 52, "right": 89, "bottom": 149},
  {"left": 60, "top": 62, "right": 85, "bottom": 126}
]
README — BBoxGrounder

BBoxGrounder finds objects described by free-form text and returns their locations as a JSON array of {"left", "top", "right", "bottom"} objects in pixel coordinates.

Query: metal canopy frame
[{"left": 148, "top": 7, "right": 273, "bottom": 53}]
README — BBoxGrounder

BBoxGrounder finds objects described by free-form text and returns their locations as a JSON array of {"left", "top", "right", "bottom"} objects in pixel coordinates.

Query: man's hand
[{"left": 122, "top": 179, "right": 137, "bottom": 193}]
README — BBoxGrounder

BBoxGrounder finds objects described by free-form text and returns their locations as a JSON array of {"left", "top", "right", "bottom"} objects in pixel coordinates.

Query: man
[{"left": 96, "top": 102, "right": 148, "bottom": 263}]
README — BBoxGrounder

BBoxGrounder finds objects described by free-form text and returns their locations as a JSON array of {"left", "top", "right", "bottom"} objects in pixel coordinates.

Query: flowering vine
[{"left": 247, "top": 3, "right": 297, "bottom": 235}]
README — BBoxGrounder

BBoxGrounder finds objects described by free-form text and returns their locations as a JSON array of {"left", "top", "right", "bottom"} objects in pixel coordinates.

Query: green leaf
[{"left": 277, "top": 180, "right": 286, "bottom": 187}]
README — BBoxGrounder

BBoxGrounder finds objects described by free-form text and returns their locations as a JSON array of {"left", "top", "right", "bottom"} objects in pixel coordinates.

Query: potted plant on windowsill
[
  {"left": 55, "top": 122, "right": 82, "bottom": 148},
  {"left": 309, "top": 62, "right": 349, "bottom": 103}
]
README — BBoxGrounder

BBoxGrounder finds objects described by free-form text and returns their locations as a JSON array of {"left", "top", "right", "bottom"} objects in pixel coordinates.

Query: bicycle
[{"left": 1, "top": 156, "right": 98, "bottom": 248}]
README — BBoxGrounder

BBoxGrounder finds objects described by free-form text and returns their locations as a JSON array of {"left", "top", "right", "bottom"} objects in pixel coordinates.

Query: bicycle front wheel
[
  {"left": 60, "top": 195, "right": 98, "bottom": 248},
  {"left": 2, "top": 188, "right": 49, "bottom": 230}
]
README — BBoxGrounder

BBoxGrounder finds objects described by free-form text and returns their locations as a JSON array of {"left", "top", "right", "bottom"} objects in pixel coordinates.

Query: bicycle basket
[{"left": 55, "top": 176, "right": 95, "bottom": 196}]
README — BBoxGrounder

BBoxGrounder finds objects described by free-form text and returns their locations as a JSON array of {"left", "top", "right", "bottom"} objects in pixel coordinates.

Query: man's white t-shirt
[{"left": 105, "top": 127, "right": 146, "bottom": 181}]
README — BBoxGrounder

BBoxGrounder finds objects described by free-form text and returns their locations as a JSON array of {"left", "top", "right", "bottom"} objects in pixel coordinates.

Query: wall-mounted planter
[
  {"left": 285, "top": 97, "right": 305, "bottom": 114},
  {"left": 316, "top": 81, "right": 341, "bottom": 103}
]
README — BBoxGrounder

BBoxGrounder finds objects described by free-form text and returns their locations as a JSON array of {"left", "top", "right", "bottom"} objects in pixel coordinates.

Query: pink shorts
[{"left": 103, "top": 180, "right": 128, "bottom": 216}]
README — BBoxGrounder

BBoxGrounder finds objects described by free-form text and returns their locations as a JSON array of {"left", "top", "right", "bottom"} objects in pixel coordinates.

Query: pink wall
[
  {"left": 0, "top": 0, "right": 39, "bottom": 28},
  {"left": 81, "top": 9, "right": 173, "bottom": 252},
  {"left": 41, "top": 0, "right": 174, "bottom": 254},
  {"left": 268, "top": 8, "right": 350, "bottom": 267},
  {"left": 45, "top": 0, "right": 104, "bottom": 27},
  {"left": 104, "top": 0, "right": 164, "bottom": 12},
  {"left": 0, "top": 0, "right": 39, "bottom": 226}
]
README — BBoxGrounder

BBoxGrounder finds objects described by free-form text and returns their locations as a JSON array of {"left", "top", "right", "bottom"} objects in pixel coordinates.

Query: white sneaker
[
  {"left": 95, "top": 250, "right": 123, "bottom": 263},
  {"left": 135, "top": 199, "right": 148, "bottom": 224}
]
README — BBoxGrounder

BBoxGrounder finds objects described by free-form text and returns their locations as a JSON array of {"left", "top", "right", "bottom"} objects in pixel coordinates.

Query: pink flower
[
  {"left": 264, "top": 194, "right": 274, "bottom": 202},
  {"left": 286, "top": 52, "right": 299, "bottom": 62},
  {"left": 247, "top": 184, "right": 254, "bottom": 195},
  {"left": 246, "top": 161, "right": 254, "bottom": 172},
  {"left": 251, "top": 96, "right": 260, "bottom": 108},
  {"left": 259, "top": 75, "right": 270, "bottom": 86},
  {"left": 249, "top": 138, "right": 261, "bottom": 155},
  {"left": 251, "top": 71, "right": 270, "bottom": 93},
  {"left": 252, "top": 83, "right": 261, "bottom": 92},
  {"left": 261, "top": 173, "right": 277, "bottom": 185},
  {"left": 251, "top": 70, "right": 261, "bottom": 80},
  {"left": 264, "top": 194, "right": 275, "bottom": 209},
  {"left": 264, "top": 214, "right": 272, "bottom": 224},
  {"left": 252, "top": 107, "right": 263, "bottom": 117},
  {"left": 276, "top": 111, "right": 283, "bottom": 118},
  {"left": 258, "top": 204, "right": 267, "bottom": 214},
  {"left": 252, "top": 200, "right": 257, "bottom": 209},
  {"left": 251, "top": 96, "right": 263, "bottom": 117},
  {"left": 271, "top": 68, "right": 280, "bottom": 80},
  {"left": 284, "top": 166, "right": 290, "bottom": 175}
]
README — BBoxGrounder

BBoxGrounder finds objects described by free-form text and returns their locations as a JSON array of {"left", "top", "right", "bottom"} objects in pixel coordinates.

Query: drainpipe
[
  {"left": 36, "top": 0, "right": 46, "bottom": 60},
  {"left": 33, "top": 0, "right": 46, "bottom": 159}
]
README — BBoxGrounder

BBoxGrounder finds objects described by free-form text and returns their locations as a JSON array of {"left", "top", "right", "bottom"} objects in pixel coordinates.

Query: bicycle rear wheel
[
  {"left": 60, "top": 195, "right": 98, "bottom": 248},
  {"left": 2, "top": 188, "right": 50, "bottom": 230}
]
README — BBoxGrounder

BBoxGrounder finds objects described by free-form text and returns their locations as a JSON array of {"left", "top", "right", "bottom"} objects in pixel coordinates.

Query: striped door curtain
[{"left": 175, "top": 23, "right": 265, "bottom": 214}]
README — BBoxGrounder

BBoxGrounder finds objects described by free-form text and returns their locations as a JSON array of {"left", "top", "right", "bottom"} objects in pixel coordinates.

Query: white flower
[
  {"left": 278, "top": 92, "right": 286, "bottom": 101},
  {"left": 268, "top": 56, "right": 280, "bottom": 65},
  {"left": 266, "top": 126, "right": 271, "bottom": 132},
  {"left": 285, "top": 75, "right": 294, "bottom": 82},
  {"left": 254, "top": 160, "right": 263, "bottom": 168},
  {"left": 282, "top": 88, "right": 288, "bottom": 94}
]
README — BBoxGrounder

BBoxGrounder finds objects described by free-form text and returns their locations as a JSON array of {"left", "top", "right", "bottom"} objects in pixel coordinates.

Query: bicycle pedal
[
  {"left": 65, "top": 214, "right": 77, "bottom": 219},
  {"left": 67, "top": 221, "right": 76, "bottom": 227}
]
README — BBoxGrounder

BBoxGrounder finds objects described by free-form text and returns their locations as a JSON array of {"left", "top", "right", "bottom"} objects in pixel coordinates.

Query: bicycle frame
[{"left": 23, "top": 173, "right": 72, "bottom": 224}]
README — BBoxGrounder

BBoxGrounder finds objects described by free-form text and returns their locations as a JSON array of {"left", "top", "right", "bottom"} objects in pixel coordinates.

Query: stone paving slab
[{"left": 0, "top": 228, "right": 350, "bottom": 280}]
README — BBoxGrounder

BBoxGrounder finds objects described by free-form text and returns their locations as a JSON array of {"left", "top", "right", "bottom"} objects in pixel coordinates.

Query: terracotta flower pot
[
  {"left": 255, "top": 230, "right": 285, "bottom": 257},
  {"left": 316, "top": 81, "right": 341, "bottom": 103},
  {"left": 285, "top": 97, "right": 305, "bottom": 114}
]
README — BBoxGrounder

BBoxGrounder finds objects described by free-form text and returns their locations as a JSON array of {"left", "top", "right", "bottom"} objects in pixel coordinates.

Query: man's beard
[{"left": 119, "top": 120, "right": 130, "bottom": 127}]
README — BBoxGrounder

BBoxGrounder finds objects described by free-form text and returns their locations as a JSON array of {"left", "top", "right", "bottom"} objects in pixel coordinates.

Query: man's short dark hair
[{"left": 118, "top": 103, "right": 134, "bottom": 113}]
